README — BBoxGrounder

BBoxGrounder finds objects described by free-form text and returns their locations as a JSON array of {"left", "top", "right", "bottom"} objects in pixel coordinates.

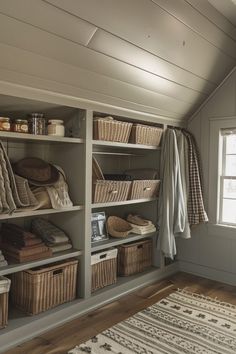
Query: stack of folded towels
[
  {"left": 0, "top": 223, "right": 52, "bottom": 263},
  {"left": 31, "top": 218, "right": 72, "bottom": 253},
  {"left": 127, "top": 214, "right": 156, "bottom": 234},
  {"left": 0, "top": 249, "right": 8, "bottom": 268}
]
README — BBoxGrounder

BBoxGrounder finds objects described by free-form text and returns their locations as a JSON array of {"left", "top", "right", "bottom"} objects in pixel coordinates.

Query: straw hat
[{"left": 13, "top": 158, "right": 60, "bottom": 186}]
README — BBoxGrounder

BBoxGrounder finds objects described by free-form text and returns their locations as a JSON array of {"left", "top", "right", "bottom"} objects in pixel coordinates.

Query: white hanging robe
[{"left": 157, "top": 129, "right": 187, "bottom": 259}]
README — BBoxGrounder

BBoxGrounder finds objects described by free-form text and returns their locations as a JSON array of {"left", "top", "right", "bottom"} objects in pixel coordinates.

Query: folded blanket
[
  {"left": 3, "top": 248, "right": 52, "bottom": 263},
  {"left": 1, "top": 243, "right": 48, "bottom": 256},
  {"left": 0, "top": 259, "right": 8, "bottom": 267},
  {"left": 47, "top": 243, "right": 72, "bottom": 253},
  {"left": 31, "top": 218, "right": 69, "bottom": 244}
]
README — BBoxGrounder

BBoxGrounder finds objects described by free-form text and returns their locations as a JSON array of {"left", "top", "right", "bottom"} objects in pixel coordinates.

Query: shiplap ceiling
[{"left": 0, "top": 0, "right": 236, "bottom": 121}]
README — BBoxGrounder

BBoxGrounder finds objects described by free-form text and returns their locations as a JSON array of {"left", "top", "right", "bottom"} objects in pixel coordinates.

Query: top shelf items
[{"left": 93, "top": 116, "right": 163, "bottom": 147}]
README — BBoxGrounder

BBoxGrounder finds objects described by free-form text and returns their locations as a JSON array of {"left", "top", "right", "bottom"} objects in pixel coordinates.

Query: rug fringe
[{"left": 176, "top": 288, "right": 236, "bottom": 310}]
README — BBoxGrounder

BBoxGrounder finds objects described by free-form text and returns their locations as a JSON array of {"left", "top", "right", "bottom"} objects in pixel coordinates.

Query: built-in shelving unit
[
  {"left": 0, "top": 205, "right": 84, "bottom": 220},
  {"left": 0, "top": 86, "right": 178, "bottom": 353},
  {"left": 91, "top": 232, "right": 157, "bottom": 252},
  {"left": 92, "top": 198, "right": 158, "bottom": 209},
  {"left": 0, "top": 249, "right": 82, "bottom": 276}
]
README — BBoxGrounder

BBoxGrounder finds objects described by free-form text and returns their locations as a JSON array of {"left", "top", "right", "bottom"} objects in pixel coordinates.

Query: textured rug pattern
[{"left": 68, "top": 289, "right": 236, "bottom": 354}]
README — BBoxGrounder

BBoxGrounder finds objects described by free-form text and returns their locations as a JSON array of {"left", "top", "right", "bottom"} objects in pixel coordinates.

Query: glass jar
[
  {"left": 0, "top": 117, "right": 11, "bottom": 131},
  {"left": 47, "top": 119, "right": 65, "bottom": 137},
  {"left": 28, "top": 113, "right": 46, "bottom": 135},
  {"left": 12, "top": 119, "right": 29, "bottom": 133}
]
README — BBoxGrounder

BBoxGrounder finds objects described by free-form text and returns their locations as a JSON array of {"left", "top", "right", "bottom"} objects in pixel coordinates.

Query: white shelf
[
  {"left": 91, "top": 232, "right": 157, "bottom": 252},
  {"left": 92, "top": 140, "right": 161, "bottom": 150},
  {"left": 0, "top": 249, "right": 82, "bottom": 276},
  {"left": 0, "top": 131, "right": 84, "bottom": 144},
  {"left": 0, "top": 205, "right": 84, "bottom": 220},
  {"left": 92, "top": 198, "right": 158, "bottom": 208}
]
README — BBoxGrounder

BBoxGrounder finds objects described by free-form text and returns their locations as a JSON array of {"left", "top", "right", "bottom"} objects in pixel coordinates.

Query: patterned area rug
[{"left": 68, "top": 289, "right": 236, "bottom": 354}]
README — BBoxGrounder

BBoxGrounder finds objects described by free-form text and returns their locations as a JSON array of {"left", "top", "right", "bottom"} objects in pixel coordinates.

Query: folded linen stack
[
  {"left": 0, "top": 223, "right": 52, "bottom": 263},
  {"left": 127, "top": 214, "right": 156, "bottom": 235},
  {"left": 0, "top": 250, "right": 8, "bottom": 268},
  {"left": 31, "top": 218, "right": 72, "bottom": 253}
]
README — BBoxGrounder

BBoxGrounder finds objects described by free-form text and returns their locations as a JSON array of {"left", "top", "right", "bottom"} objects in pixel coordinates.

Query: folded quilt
[
  {"left": 3, "top": 248, "right": 52, "bottom": 263},
  {"left": 47, "top": 243, "right": 72, "bottom": 253},
  {"left": 31, "top": 218, "right": 69, "bottom": 244}
]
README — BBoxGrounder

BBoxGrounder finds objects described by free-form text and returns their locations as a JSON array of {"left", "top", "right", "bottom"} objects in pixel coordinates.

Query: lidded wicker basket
[{"left": 107, "top": 216, "right": 133, "bottom": 238}]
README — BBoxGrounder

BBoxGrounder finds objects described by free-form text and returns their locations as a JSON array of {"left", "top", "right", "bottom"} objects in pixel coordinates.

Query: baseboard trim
[{"left": 179, "top": 260, "right": 236, "bottom": 286}]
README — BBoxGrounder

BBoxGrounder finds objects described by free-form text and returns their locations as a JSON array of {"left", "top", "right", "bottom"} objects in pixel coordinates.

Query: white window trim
[{"left": 208, "top": 117, "right": 236, "bottom": 239}]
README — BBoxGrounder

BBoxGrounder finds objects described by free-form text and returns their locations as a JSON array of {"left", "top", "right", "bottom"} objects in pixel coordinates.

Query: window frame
[
  {"left": 208, "top": 117, "right": 236, "bottom": 237},
  {"left": 218, "top": 133, "right": 236, "bottom": 226}
]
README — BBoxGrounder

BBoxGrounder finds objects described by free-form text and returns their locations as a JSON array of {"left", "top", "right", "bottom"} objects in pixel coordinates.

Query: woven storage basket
[
  {"left": 129, "top": 180, "right": 160, "bottom": 199},
  {"left": 93, "top": 180, "right": 132, "bottom": 203},
  {"left": 117, "top": 239, "right": 152, "bottom": 276},
  {"left": 0, "top": 276, "right": 11, "bottom": 329},
  {"left": 10, "top": 259, "right": 78, "bottom": 315},
  {"left": 91, "top": 248, "right": 117, "bottom": 292},
  {"left": 130, "top": 124, "right": 163, "bottom": 146},
  {"left": 93, "top": 118, "right": 133, "bottom": 143},
  {"left": 107, "top": 216, "right": 133, "bottom": 238}
]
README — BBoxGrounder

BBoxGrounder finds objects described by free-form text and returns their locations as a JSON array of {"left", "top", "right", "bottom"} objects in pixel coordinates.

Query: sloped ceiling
[{"left": 0, "top": 0, "right": 236, "bottom": 122}]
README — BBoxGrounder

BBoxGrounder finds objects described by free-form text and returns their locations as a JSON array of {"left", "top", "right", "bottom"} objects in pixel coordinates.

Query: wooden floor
[{"left": 4, "top": 272, "right": 236, "bottom": 354}]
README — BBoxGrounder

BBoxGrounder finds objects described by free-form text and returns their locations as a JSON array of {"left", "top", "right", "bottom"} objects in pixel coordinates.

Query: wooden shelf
[
  {"left": 0, "top": 205, "right": 84, "bottom": 220},
  {"left": 91, "top": 232, "right": 157, "bottom": 252},
  {"left": 92, "top": 198, "right": 158, "bottom": 208},
  {"left": 92, "top": 140, "right": 161, "bottom": 150},
  {"left": 0, "top": 249, "right": 82, "bottom": 276},
  {"left": 0, "top": 131, "right": 84, "bottom": 144}
]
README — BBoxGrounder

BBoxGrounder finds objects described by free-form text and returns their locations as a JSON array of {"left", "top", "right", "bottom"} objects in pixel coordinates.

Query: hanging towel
[
  {"left": 157, "top": 129, "right": 186, "bottom": 259},
  {"left": 183, "top": 130, "right": 208, "bottom": 225}
]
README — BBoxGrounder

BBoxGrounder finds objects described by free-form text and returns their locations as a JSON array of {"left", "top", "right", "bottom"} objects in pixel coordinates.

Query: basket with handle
[
  {"left": 10, "top": 259, "right": 78, "bottom": 315},
  {"left": 129, "top": 124, "right": 163, "bottom": 146},
  {"left": 93, "top": 180, "right": 131, "bottom": 203},
  {"left": 0, "top": 276, "right": 11, "bottom": 329},
  {"left": 93, "top": 117, "right": 133, "bottom": 143},
  {"left": 91, "top": 248, "right": 118, "bottom": 292},
  {"left": 129, "top": 180, "right": 160, "bottom": 199}
]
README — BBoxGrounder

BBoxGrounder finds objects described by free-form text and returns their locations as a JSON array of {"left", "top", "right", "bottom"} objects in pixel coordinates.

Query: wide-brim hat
[{"left": 13, "top": 158, "right": 60, "bottom": 186}]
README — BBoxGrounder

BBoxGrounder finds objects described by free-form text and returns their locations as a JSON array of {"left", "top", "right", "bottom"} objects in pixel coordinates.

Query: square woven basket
[
  {"left": 117, "top": 239, "right": 152, "bottom": 276},
  {"left": 91, "top": 248, "right": 117, "bottom": 292},
  {"left": 0, "top": 276, "right": 11, "bottom": 329},
  {"left": 93, "top": 180, "right": 132, "bottom": 203},
  {"left": 93, "top": 118, "right": 133, "bottom": 143},
  {"left": 130, "top": 124, "right": 163, "bottom": 146},
  {"left": 10, "top": 259, "right": 78, "bottom": 315},
  {"left": 129, "top": 180, "right": 160, "bottom": 199}
]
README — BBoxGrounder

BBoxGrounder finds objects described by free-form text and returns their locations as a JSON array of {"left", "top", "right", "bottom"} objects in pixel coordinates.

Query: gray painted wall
[{"left": 177, "top": 68, "right": 236, "bottom": 285}]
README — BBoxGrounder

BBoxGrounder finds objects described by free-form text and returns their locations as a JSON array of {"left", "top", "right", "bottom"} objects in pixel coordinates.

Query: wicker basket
[
  {"left": 91, "top": 248, "right": 117, "bottom": 292},
  {"left": 129, "top": 180, "right": 160, "bottom": 199},
  {"left": 93, "top": 180, "right": 132, "bottom": 203},
  {"left": 107, "top": 216, "right": 133, "bottom": 238},
  {"left": 93, "top": 117, "right": 133, "bottom": 143},
  {"left": 117, "top": 239, "right": 152, "bottom": 276},
  {"left": 0, "top": 276, "right": 11, "bottom": 329},
  {"left": 10, "top": 259, "right": 78, "bottom": 315},
  {"left": 130, "top": 124, "right": 163, "bottom": 146}
]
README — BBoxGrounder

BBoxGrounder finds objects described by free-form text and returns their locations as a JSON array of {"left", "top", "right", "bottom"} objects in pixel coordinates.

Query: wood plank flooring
[{"left": 4, "top": 272, "right": 236, "bottom": 354}]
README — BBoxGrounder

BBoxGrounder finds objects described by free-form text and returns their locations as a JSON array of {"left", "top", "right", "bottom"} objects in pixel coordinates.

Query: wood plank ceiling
[{"left": 0, "top": 0, "right": 235, "bottom": 122}]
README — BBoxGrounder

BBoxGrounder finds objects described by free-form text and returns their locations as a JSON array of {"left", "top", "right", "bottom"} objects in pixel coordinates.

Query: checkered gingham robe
[{"left": 183, "top": 130, "right": 208, "bottom": 225}]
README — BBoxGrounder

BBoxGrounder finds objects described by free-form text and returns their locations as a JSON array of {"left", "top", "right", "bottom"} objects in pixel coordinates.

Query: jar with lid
[
  {"left": 28, "top": 113, "right": 46, "bottom": 135},
  {"left": 0, "top": 117, "right": 11, "bottom": 131},
  {"left": 47, "top": 119, "right": 65, "bottom": 137},
  {"left": 12, "top": 119, "right": 29, "bottom": 133}
]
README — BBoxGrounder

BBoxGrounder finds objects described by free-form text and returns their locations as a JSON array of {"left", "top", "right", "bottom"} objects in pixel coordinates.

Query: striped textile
[{"left": 69, "top": 290, "right": 236, "bottom": 354}]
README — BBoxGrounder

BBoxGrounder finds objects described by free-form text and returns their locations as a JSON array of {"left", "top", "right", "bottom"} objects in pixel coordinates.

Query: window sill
[{"left": 208, "top": 223, "right": 236, "bottom": 239}]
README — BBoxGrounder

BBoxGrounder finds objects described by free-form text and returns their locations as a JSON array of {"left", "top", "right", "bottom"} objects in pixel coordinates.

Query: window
[{"left": 219, "top": 129, "right": 236, "bottom": 225}]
